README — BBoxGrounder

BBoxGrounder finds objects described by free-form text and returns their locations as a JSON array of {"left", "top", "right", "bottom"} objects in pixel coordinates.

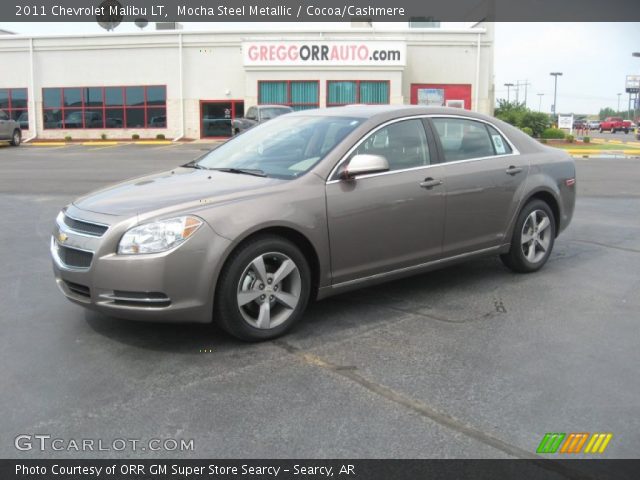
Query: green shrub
[
  {"left": 541, "top": 128, "right": 566, "bottom": 139},
  {"left": 100, "top": 133, "right": 107, "bottom": 140},
  {"left": 566, "top": 134, "right": 575, "bottom": 143},
  {"left": 521, "top": 127, "right": 533, "bottom": 136},
  {"left": 156, "top": 134, "right": 166, "bottom": 140},
  {"left": 64, "top": 135, "right": 72, "bottom": 142},
  {"left": 583, "top": 136, "right": 590, "bottom": 144},
  {"left": 132, "top": 134, "right": 140, "bottom": 140}
]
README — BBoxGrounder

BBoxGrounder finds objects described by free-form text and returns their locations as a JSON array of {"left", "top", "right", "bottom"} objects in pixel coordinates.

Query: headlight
[{"left": 118, "top": 216, "right": 203, "bottom": 255}]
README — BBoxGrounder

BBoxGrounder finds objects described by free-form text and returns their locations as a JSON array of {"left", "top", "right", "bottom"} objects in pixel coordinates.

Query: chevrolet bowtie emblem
[{"left": 58, "top": 232, "right": 68, "bottom": 243}]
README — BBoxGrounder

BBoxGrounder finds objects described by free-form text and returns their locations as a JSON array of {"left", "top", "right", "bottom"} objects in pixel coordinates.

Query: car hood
[{"left": 73, "top": 167, "right": 284, "bottom": 216}]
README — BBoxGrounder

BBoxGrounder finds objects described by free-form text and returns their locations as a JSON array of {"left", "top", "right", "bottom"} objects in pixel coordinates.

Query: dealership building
[{"left": 0, "top": 23, "right": 494, "bottom": 140}]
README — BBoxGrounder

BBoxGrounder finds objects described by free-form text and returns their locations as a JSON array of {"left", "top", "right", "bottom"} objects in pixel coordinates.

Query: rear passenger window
[
  {"left": 487, "top": 124, "right": 513, "bottom": 155},
  {"left": 351, "top": 119, "right": 430, "bottom": 172},
  {"left": 432, "top": 118, "right": 497, "bottom": 162}
]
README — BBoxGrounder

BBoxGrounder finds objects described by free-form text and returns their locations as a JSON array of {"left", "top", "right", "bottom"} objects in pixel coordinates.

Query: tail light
[{"left": 565, "top": 178, "right": 576, "bottom": 187}]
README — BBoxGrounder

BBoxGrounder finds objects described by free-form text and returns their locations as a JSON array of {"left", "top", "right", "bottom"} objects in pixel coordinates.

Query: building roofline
[{"left": 0, "top": 26, "right": 487, "bottom": 41}]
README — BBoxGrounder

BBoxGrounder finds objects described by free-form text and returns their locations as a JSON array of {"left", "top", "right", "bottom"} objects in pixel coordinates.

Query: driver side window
[{"left": 351, "top": 119, "right": 430, "bottom": 172}]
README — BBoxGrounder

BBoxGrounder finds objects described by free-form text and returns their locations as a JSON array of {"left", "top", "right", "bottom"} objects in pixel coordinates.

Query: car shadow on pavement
[{"left": 83, "top": 256, "right": 511, "bottom": 353}]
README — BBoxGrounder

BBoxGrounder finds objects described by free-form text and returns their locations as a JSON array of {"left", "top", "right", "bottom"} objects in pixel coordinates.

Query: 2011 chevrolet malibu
[{"left": 51, "top": 106, "right": 576, "bottom": 341}]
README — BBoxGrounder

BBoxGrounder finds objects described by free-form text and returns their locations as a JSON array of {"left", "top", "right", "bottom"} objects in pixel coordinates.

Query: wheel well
[
  {"left": 229, "top": 227, "right": 321, "bottom": 296},
  {"left": 527, "top": 191, "right": 560, "bottom": 236}
]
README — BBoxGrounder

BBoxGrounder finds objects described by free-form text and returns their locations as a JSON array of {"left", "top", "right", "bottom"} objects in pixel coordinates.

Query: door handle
[
  {"left": 419, "top": 177, "right": 443, "bottom": 189},
  {"left": 506, "top": 166, "right": 523, "bottom": 175}
]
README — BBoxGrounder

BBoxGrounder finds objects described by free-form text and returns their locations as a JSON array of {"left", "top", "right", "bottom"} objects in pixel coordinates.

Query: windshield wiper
[
  {"left": 210, "top": 168, "right": 267, "bottom": 178},
  {"left": 182, "top": 161, "right": 207, "bottom": 170}
]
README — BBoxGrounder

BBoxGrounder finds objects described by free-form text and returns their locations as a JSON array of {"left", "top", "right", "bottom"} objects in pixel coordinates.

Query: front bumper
[{"left": 51, "top": 207, "right": 231, "bottom": 323}]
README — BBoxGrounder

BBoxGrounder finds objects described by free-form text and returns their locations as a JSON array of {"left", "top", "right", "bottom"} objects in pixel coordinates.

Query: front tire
[
  {"left": 10, "top": 129, "right": 21, "bottom": 146},
  {"left": 214, "top": 235, "right": 311, "bottom": 341},
  {"left": 500, "top": 199, "right": 556, "bottom": 273}
]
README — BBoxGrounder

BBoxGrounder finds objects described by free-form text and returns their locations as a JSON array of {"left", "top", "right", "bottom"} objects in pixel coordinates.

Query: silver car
[
  {"left": 51, "top": 106, "right": 576, "bottom": 341},
  {"left": 0, "top": 108, "right": 21, "bottom": 146}
]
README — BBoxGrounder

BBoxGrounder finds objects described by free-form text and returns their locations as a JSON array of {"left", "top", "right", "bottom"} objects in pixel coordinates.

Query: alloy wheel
[
  {"left": 520, "top": 209, "right": 551, "bottom": 264},
  {"left": 236, "top": 252, "right": 302, "bottom": 330}
]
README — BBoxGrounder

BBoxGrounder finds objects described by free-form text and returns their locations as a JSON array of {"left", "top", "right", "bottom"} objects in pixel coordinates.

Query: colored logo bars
[{"left": 537, "top": 433, "right": 613, "bottom": 454}]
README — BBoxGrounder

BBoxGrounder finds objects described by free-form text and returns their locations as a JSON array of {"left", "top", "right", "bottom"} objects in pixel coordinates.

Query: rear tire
[
  {"left": 214, "top": 235, "right": 311, "bottom": 341},
  {"left": 500, "top": 199, "right": 556, "bottom": 273},
  {"left": 10, "top": 129, "right": 21, "bottom": 146}
]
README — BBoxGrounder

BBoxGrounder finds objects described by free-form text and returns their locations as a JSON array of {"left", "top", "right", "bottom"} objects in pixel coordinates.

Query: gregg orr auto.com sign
[{"left": 243, "top": 41, "right": 406, "bottom": 67}]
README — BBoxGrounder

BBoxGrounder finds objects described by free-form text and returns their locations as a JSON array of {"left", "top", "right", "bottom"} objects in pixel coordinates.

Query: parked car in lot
[
  {"left": 232, "top": 105, "right": 293, "bottom": 134},
  {"left": 0, "top": 108, "right": 21, "bottom": 146},
  {"left": 573, "top": 119, "right": 588, "bottom": 130},
  {"left": 587, "top": 120, "right": 601, "bottom": 130},
  {"left": 599, "top": 117, "right": 632, "bottom": 134},
  {"left": 51, "top": 106, "right": 576, "bottom": 341}
]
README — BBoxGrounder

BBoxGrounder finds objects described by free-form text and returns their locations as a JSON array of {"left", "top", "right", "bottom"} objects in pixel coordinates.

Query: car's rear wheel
[
  {"left": 214, "top": 235, "right": 311, "bottom": 341},
  {"left": 10, "top": 129, "right": 21, "bottom": 146},
  {"left": 500, "top": 199, "right": 556, "bottom": 273}
]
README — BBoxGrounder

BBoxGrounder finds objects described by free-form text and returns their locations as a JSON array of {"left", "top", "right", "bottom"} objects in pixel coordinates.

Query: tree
[{"left": 495, "top": 100, "right": 550, "bottom": 137}]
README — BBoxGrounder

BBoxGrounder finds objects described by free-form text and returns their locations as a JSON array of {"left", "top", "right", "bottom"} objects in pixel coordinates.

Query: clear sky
[{"left": 2, "top": 21, "right": 639, "bottom": 115}]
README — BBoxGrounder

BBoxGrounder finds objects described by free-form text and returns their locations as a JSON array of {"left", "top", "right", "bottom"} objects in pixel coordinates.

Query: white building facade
[{"left": 0, "top": 24, "right": 494, "bottom": 140}]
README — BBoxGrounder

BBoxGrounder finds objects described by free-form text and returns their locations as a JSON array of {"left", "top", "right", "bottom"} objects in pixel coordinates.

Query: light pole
[
  {"left": 537, "top": 93, "right": 544, "bottom": 112},
  {"left": 504, "top": 83, "right": 514, "bottom": 102},
  {"left": 617, "top": 93, "right": 622, "bottom": 114},
  {"left": 633, "top": 53, "right": 640, "bottom": 122},
  {"left": 550, "top": 72, "right": 563, "bottom": 115}
]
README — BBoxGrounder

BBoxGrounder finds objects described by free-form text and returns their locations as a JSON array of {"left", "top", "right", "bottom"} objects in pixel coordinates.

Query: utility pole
[
  {"left": 504, "top": 83, "right": 514, "bottom": 102},
  {"left": 537, "top": 93, "right": 544, "bottom": 112},
  {"left": 550, "top": 72, "right": 563, "bottom": 115},
  {"left": 517, "top": 80, "right": 531, "bottom": 106}
]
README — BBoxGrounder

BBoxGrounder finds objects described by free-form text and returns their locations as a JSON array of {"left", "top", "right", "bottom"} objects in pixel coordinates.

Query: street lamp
[
  {"left": 550, "top": 72, "right": 563, "bottom": 115},
  {"left": 504, "top": 83, "right": 514, "bottom": 102},
  {"left": 537, "top": 93, "right": 544, "bottom": 112}
]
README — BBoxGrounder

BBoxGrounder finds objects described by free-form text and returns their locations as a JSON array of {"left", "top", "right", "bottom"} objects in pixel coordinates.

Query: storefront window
[
  {"left": 42, "top": 85, "right": 166, "bottom": 129},
  {"left": 0, "top": 88, "right": 29, "bottom": 129},
  {"left": 258, "top": 81, "right": 319, "bottom": 111},
  {"left": 327, "top": 81, "right": 389, "bottom": 106}
]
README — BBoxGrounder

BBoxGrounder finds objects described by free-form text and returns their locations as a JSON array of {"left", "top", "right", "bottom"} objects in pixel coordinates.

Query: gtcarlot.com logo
[
  {"left": 14, "top": 434, "right": 195, "bottom": 452},
  {"left": 537, "top": 432, "right": 613, "bottom": 454}
]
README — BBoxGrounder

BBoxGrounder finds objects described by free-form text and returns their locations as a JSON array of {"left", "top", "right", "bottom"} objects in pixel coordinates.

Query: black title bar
[
  {"left": 2, "top": 459, "right": 640, "bottom": 480},
  {"left": 3, "top": 0, "right": 640, "bottom": 23}
]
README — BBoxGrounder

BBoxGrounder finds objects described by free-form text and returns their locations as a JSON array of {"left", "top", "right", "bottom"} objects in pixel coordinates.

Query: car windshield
[{"left": 196, "top": 115, "right": 363, "bottom": 179}]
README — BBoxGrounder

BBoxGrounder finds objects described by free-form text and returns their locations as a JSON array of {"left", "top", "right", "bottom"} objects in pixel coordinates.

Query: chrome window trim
[{"left": 326, "top": 114, "right": 521, "bottom": 185}]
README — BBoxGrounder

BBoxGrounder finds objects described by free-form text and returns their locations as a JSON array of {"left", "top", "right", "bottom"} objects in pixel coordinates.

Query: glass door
[{"left": 200, "top": 100, "right": 244, "bottom": 138}]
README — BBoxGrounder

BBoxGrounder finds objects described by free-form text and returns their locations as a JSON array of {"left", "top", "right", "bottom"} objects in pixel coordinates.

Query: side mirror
[{"left": 342, "top": 154, "right": 389, "bottom": 179}]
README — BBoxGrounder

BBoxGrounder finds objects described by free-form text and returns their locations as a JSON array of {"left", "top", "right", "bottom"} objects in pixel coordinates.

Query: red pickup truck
[{"left": 599, "top": 117, "right": 632, "bottom": 134}]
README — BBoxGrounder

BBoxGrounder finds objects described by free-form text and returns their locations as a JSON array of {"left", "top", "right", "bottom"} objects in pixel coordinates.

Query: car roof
[{"left": 289, "top": 105, "right": 497, "bottom": 122}]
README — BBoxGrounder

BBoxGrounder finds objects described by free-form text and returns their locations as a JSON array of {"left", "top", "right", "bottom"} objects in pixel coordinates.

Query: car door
[
  {"left": 326, "top": 118, "right": 446, "bottom": 285},
  {"left": 429, "top": 116, "right": 529, "bottom": 257},
  {"left": 0, "top": 109, "right": 10, "bottom": 139}
]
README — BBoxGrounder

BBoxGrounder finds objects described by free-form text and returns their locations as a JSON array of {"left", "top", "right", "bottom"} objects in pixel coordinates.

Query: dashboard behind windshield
[{"left": 197, "top": 115, "right": 363, "bottom": 179}]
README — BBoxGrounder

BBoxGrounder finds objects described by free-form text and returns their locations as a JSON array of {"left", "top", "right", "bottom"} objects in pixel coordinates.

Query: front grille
[
  {"left": 63, "top": 214, "right": 108, "bottom": 237},
  {"left": 64, "top": 281, "right": 91, "bottom": 298},
  {"left": 57, "top": 244, "right": 93, "bottom": 268}
]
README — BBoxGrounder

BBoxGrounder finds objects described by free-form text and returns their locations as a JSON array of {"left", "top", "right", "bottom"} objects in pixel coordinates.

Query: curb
[{"left": 26, "top": 140, "right": 174, "bottom": 147}]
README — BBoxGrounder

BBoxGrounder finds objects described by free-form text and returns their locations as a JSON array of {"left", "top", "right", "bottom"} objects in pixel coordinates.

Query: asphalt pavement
[{"left": 1, "top": 143, "right": 639, "bottom": 460}]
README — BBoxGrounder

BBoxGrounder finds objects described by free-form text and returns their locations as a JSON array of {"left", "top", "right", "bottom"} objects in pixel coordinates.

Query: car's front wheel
[
  {"left": 500, "top": 199, "right": 556, "bottom": 273},
  {"left": 214, "top": 235, "right": 311, "bottom": 341},
  {"left": 10, "top": 129, "right": 21, "bottom": 146}
]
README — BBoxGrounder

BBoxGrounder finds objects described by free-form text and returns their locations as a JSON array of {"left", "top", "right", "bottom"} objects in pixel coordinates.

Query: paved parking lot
[{"left": 1, "top": 143, "right": 639, "bottom": 459}]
